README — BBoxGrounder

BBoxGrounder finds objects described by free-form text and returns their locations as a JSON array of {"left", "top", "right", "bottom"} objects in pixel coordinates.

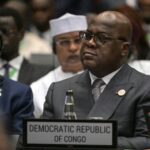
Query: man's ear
[{"left": 121, "top": 42, "right": 131, "bottom": 57}]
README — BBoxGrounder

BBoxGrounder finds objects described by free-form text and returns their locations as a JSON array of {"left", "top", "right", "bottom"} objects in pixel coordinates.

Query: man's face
[
  {"left": 0, "top": 16, "right": 21, "bottom": 61},
  {"left": 80, "top": 18, "right": 128, "bottom": 77},
  {"left": 31, "top": 0, "right": 54, "bottom": 30},
  {"left": 55, "top": 31, "right": 83, "bottom": 73}
]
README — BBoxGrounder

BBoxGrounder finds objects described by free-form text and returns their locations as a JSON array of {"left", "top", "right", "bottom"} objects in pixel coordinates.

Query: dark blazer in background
[
  {"left": 18, "top": 59, "right": 53, "bottom": 85},
  {"left": 43, "top": 64, "right": 150, "bottom": 149},
  {"left": 0, "top": 76, "right": 34, "bottom": 134}
]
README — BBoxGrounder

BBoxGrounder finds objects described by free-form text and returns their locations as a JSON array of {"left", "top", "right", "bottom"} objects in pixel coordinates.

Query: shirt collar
[
  {"left": 0, "top": 55, "right": 23, "bottom": 70},
  {"left": 9, "top": 55, "right": 23, "bottom": 70},
  {"left": 89, "top": 66, "right": 122, "bottom": 85}
]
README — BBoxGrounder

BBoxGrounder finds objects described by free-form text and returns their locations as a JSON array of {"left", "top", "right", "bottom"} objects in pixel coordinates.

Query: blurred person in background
[
  {"left": 0, "top": 33, "right": 34, "bottom": 135},
  {"left": 4, "top": 0, "right": 52, "bottom": 60},
  {"left": 127, "top": 0, "right": 150, "bottom": 48},
  {"left": 31, "top": 13, "right": 87, "bottom": 118},
  {"left": 28, "top": 0, "right": 54, "bottom": 48},
  {"left": 115, "top": 5, "right": 150, "bottom": 75},
  {"left": 0, "top": 8, "right": 52, "bottom": 85},
  {"left": 138, "top": 0, "right": 150, "bottom": 24},
  {"left": 138, "top": 0, "right": 150, "bottom": 46},
  {"left": 115, "top": 4, "right": 150, "bottom": 60}
]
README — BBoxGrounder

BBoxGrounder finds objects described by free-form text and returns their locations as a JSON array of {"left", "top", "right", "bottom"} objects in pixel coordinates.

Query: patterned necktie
[
  {"left": 3, "top": 63, "right": 10, "bottom": 78},
  {"left": 92, "top": 79, "right": 105, "bottom": 101}
]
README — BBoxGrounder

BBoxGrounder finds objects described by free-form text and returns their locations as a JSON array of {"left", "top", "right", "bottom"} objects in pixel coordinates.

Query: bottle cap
[{"left": 66, "top": 89, "right": 73, "bottom": 95}]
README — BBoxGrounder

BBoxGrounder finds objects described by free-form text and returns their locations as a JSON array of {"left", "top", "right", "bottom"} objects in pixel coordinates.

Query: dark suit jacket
[
  {"left": 18, "top": 59, "right": 52, "bottom": 85},
  {"left": 43, "top": 64, "right": 150, "bottom": 149},
  {"left": 0, "top": 76, "right": 34, "bottom": 135}
]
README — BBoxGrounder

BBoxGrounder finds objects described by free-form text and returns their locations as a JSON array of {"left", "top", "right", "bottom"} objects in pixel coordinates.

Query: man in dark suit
[
  {"left": 43, "top": 11, "right": 150, "bottom": 149},
  {"left": 0, "top": 8, "right": 52, "bottom": 85},
  {"left": 0, "top": 31, "right": 34, "bottom": 135},
  {"left": 0, "top": 76, "right": 34, "bottom": 135}
]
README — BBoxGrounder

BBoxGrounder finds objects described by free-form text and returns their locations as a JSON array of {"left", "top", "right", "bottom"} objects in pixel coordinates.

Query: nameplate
[{"left": 23, "top": 119, "right": 117, "bottom": 148}]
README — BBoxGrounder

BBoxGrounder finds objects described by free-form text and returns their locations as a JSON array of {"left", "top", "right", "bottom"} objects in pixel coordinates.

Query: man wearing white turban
[{"left": 31, "top": 13, "right": 87, "bottom": 118}]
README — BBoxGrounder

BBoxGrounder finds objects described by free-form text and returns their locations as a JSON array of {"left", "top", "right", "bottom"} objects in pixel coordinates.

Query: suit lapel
[
  {"left": 88, "top": 64, "right": 134, "bottom": 119},
  {"left": 88, "top": 83, "right": 133, "bottom": 119},
  {"left": 71, "top": 70, "right": 94, "bottom": 119},
  {"left": 18, "top": 59, "right": 32, "bottom": 84}
]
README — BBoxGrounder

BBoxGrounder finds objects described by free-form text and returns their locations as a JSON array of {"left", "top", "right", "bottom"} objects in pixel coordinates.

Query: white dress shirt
[
  {"left": 31, "top": 66, "right": 83, "bottom": 118},
  {"left": 0, "top": 56, "right": 23, "bottom": 80}
]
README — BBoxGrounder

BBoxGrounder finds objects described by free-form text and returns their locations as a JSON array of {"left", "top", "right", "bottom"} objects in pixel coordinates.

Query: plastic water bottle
[{"left": 64, "top": 89, "right": 77, "bottom": 120}]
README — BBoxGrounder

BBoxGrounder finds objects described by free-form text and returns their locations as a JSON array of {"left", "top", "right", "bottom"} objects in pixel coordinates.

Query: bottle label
[
  {"left": 64, "top": 103, "right": 77, "bottom": 120},
  {"left": 64, "top": 103, "right": 74, "bottom": 112}
]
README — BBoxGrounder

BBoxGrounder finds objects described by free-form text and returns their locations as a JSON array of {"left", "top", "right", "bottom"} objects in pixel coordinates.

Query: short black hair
[{"left": 0, "top": 7, "right": 24, "bottom": 31}]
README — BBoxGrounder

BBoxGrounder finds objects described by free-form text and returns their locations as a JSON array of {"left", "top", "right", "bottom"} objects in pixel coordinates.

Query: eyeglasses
[
  {"left": 55, "top": 38, "right": 82, "bottom": 47},
  {"left": 79, "top": 31, "right": 127, "bottom": 45}
]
